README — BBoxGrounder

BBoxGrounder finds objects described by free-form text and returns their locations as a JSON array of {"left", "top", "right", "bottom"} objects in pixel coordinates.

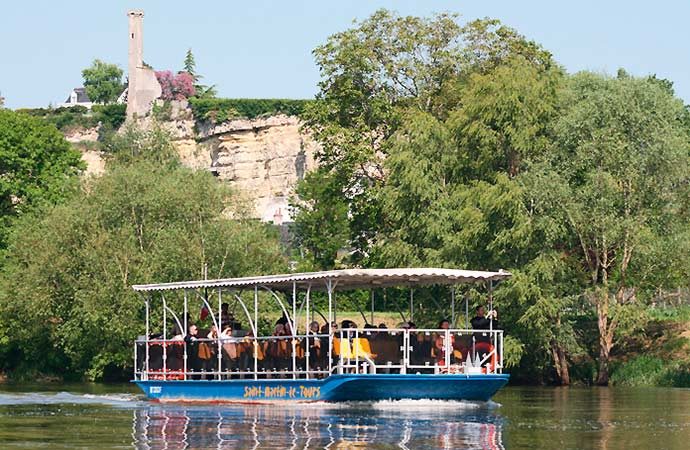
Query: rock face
[
  {"left": 62, "top": 103, "right": 318, "bottom": 222},
  {"left": 200, "top": 115, "right": 318, "bottom": 222}
]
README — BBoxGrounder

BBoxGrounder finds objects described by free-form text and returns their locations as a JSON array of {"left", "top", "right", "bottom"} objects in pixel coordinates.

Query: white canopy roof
[{"left": 132, "top": 268, "right": 511, "bottom": 293}]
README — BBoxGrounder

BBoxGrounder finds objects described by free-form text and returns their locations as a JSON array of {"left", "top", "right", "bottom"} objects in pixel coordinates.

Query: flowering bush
[{"left": 155, "top": 71, "right": 196, "bottom": 100}]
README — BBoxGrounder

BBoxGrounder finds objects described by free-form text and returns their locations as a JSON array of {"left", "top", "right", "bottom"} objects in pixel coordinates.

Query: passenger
[
  {"left": 276, "top": 314, "right": 289, "bottom": 326},
  {"left": 199, "top": 326, "right": 219, "bottom": 379},
  {"left": 305, "top": 321, "right": 323, "bottom": 371},
  {"left": 220, "top": 303, "right": 231, "bottom": 329},
  {"left": 241, "top": 330, "right": 263, "bottom": 375},
  {"left": 266, "top": 324, "right": 289, "bottom": 376},
  {"left": 220, "top": 324, "right": 237, "bottom": 375},
  {"left": 184, "top": 324, "right": 201, "bottom": 379},
  {"left": 471, "top": 305, "right": 497, "bottom": 343},
  {"left": 471, "top": 305, "right": 498, "bottom": 371},
  {"left": 433, "top": 319, "right": 454, "bottom": 366},
  {"left": 378, "top": 323, "right": 387, "bottom": 329}
]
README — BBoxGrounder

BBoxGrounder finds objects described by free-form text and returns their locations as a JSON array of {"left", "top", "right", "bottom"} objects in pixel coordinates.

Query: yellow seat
[
  {"left": 337, "top": 337, "right": 354, "bottom": 359},
  {"left": 353, "top": 338, "right": 376, "bottom": 358}
]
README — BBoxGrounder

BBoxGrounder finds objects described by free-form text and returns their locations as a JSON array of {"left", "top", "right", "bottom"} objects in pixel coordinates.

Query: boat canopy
[{"left": 132, "top": 268, "right": 511, "bottom": 293}]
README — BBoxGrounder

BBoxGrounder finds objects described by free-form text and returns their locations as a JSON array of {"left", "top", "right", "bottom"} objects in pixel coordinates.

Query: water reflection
[{"left": 131, "top": 401, "right": 505, "bottom": 449}]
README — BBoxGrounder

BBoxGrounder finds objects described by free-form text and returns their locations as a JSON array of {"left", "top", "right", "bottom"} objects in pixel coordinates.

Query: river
[{"left": 0, "top": 383, "right": 688, "bottom": 449}]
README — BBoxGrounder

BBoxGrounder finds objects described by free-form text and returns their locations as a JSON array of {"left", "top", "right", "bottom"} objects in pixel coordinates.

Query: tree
[
  {"left": 183, "top": 48, "right": 198, "bottom": 82},
  {"left": 182, "top": 48, "right": 217, "bottom": 99},
  {"left": 296, "top": 9, "right": 556, "bottom": 267},
  {"left": 0, "top": 109, "right": 84, "bottom": 249},
  {"left": 528, "top": 72, "right": 690, "bottom": 385},
  {"left": 82, "top": 59, "right": 124, "bottom": 104},
  {"left": 0, "top": 161, "right": 287, "bottom": 380}
]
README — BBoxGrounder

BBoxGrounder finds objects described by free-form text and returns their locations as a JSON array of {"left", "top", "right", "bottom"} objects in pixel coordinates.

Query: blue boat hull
[{"left": 134, "top": 374, "right": 509, "bottom": 403}]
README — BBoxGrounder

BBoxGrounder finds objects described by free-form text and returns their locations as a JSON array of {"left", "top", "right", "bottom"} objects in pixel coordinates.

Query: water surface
[{"left": 0, "top": 383, "right": 688, "bottom": 449}]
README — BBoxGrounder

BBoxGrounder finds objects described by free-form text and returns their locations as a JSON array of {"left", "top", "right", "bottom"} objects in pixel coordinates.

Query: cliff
[{"left": 65, "top": 101, "right": 318, "bottom": 222}]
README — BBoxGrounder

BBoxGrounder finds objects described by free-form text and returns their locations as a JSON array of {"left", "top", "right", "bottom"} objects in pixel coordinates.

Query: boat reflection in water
[{"left": 131, "top": 400, "right": 505, "bottom": 449}]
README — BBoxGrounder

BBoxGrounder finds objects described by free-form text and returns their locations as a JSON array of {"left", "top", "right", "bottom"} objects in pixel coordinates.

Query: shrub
[
  {"left": 189, "top": 98, "right": 313, "bottom": 123},
  {"left": 156, "top": 71, "right": 196, "bottom": 101}
]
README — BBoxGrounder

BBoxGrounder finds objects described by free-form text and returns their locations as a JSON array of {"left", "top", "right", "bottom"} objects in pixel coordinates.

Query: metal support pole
[
  {"left": 445, "top": 329, "right": 451, "bottom": 370},
  {"left": 489, "top": 281, "right": 493, "bottom": 332},
  {"left": 292, "top": 282, "right": 297, "bottom": 379},
  {"left": 134, "top": 337, "right": 138, "bottom": 380},
  {"left": 305, "top": 284, "right": 311, "bottom": 379},
  {"left": 371, "top": 290, "right": 375, "bottom": 325},
  {"left": 254, "top": 285, "right": 258, "bottom": 380},
  {"left": 409, "top": 289, "right": 414, "bottom": 322},
  {"left": 162, "top": 294, "right": 167, "bottom": 377},
  {"left": 451, "top": 287, "right": 455, "bottom": 325},
  {"left": 465, "top": 295, "right": 469, "bottom": 329},
  {"left": 183, "top": 290, "right": 188, "bottom": 380},
  {"left": 145, "top": 297, "right": 150, "bottom": 380},
  {"left": 217, "top": 288, "right": 222, "bottom": 380},
  {"left": 327, "top": 279, "right": 333, "bottom": 374}
]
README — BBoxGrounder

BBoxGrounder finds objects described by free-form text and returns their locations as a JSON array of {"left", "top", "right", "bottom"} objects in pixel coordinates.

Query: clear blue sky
[{"left": 2, "top": 0, "right": 688, "bottom": 109}]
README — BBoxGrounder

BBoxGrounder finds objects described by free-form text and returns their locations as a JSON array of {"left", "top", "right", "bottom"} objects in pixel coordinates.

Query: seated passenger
[
  {"left": 220, "top": 324, "right": 237, "bottom": 374},
  {"left": 433, "top": 319, "right": 454, "bottom": 365},
  {"left": 305, "top": 321, "right": 323, "bottom": 370}
]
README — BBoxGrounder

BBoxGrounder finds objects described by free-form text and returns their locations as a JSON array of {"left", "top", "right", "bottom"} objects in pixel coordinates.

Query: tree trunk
[
  {"left": 597, "top": 343, "right": 609, "bottom": 386},
  {"left": 596, "top": 289, "right": 613, "bottom": 385},
  {"left": 551, "top": 340, "right": 570, "bottom": 386}
]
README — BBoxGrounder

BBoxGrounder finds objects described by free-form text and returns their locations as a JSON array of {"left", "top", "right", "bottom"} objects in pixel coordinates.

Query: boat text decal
[{"left": 243, "top": 385, "right": 320, "bottom": 399}]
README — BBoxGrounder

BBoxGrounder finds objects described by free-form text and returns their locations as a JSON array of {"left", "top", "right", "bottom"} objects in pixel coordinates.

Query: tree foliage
[
  {"left": 0, "top": 109, "right": 84, "bottom": 249},
  {"left": 293, "top": 9, "right": 690, "bottom": 385},
  {"left": 0, "top": 160, "right": 286, "bottom": 380},
  {"left": 523, "top": 72, "right": 690, "bottom": 384},
  {"left": 82, "top": 59, "right": 124, "bottom": 104}
]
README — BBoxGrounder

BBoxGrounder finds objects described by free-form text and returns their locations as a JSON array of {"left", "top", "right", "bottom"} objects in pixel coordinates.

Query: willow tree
[{"left": 529, "top": 72, "right": 690, "bottom": 385}]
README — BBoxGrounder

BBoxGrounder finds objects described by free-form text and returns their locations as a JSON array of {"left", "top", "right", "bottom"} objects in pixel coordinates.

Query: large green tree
[
  {"left": 0, "top": 109, "right": 83, "bottom": 249},
  {"left": 0, "top": 159, "right": 286, "bottom": 380},
  {"left": 296, "top": 9, "right": 556, "bottom": 269},
  {"left": 82, "top": 59, "right": 124, "bottom": 104},
  {"left": 525, "top": 72, "right": 690, "bottom": 385}
]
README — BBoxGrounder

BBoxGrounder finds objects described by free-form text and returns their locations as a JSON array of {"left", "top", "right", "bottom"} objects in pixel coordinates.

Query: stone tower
[{"left": 126, "top": 10, "right": 161, "bottom": 119}]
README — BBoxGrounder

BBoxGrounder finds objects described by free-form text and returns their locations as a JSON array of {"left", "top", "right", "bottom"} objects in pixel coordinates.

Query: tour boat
[{"left": 132, "top": 268, "right": 510, "bottom": 402}]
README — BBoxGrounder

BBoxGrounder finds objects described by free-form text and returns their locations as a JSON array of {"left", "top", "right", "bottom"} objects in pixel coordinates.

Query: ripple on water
[{"left": 0, "top": 391, "right": 143, "bottom": 407}]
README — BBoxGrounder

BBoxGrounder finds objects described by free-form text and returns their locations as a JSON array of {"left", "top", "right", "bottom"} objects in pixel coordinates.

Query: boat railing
[
  {"left": 133, "top": 328, "right": 503, "bottom": 381},
  {"left": 334, "top": 328, "right": 503, "bottom": 375}
]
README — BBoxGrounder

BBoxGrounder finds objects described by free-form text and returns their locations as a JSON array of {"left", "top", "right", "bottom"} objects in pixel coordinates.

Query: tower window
[{"left": 131, "top": 33, "right": 134, "bottom": 39}]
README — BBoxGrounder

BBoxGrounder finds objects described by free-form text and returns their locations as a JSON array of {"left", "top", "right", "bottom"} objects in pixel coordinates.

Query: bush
[
  {"left": 189, "top": 98, "right": 313, "bottom": 123},
  {"left": 610, "top": 356, "right": 690, "bottom": 387},
  {"left": 156, "top": 71, "right": 196, "bottom": 101},
  {"left": 16, "top": 104, "right": 126, "bottom": 133}
]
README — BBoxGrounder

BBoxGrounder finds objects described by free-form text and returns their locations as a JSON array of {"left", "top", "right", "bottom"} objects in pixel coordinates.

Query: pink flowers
[{"left": 155, "top": 71, "right": 196, "bottom": 100}]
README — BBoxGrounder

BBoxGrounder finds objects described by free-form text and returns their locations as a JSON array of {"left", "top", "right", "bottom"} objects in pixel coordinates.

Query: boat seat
[{"left": 352, "top": 338, "right": 376, "bottom": 358}]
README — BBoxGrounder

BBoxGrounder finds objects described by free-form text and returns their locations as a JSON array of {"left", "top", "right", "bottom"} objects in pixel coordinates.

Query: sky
[{"left": 2, "top": 0, "right": 689, "bottom": 109}]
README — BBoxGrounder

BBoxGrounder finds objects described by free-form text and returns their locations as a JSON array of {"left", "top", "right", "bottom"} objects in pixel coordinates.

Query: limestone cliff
[
  {"left": 199, "top": 115, "right": 317, "bottom": 222},
  {"left": 66, "top": 104, "right": 318, "bottom": 222}
]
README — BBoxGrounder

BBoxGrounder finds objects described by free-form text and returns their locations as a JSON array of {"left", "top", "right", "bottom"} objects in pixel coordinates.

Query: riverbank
[{"left": 609, "top": 307, "right": 690, "bottom": 387}]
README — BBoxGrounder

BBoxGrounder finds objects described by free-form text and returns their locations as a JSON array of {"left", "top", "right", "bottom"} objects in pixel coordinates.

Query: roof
[
  {"left": 65, "top": 87, "right": 91, "bottom": 104},
  {"left": 132, "top": 268, "right": 512, "bottom": 293}
]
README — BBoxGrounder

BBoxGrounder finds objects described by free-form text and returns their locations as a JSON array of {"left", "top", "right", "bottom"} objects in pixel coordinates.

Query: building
[{"left": 60, "top": 87, "right": 93, "bottom": 109}]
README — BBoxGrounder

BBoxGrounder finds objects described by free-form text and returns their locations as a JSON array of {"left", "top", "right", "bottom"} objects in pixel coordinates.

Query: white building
[{"left": 59, "top": 87, "right": 93, "bottom": 109}]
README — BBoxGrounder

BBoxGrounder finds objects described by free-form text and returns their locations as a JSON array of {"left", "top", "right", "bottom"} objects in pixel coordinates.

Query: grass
[
  {"left": 610, "top": 356, "right": 690, "bottom": 387},
  {"left": 646, "top": 305, "right": 690, "bottom": 322},
  {"left": 610, "top": 305, "right": 690, "bottom": 387}
]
